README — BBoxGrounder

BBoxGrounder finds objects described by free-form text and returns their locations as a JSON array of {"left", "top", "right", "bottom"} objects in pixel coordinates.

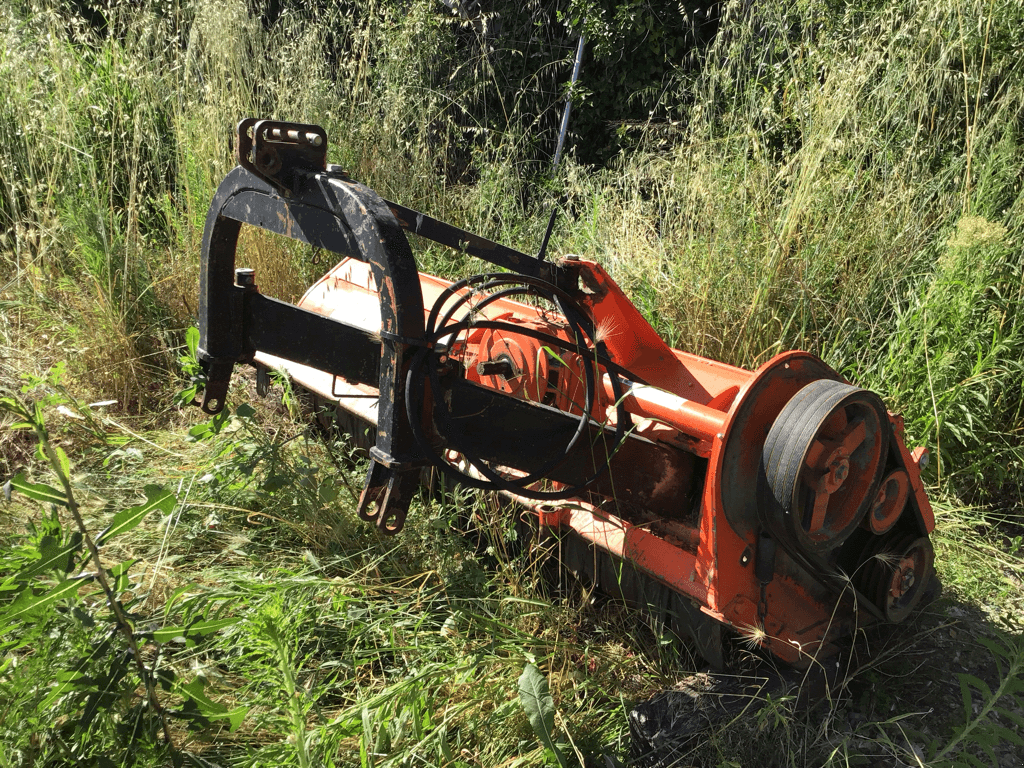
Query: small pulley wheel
[
  {"left": 865, "top": 469, "right": 909, "bottom": 534},
  {"left": 856, "top": 534, "right": 935, "bottom": 622},
  {"left": 763, "top": 379, "right": 887, "bottom": 553}
]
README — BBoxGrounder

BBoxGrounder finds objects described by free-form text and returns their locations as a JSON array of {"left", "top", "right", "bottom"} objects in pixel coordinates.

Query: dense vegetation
[{"left": 1, "top": 0, "right": 1023, "bottom": 766}]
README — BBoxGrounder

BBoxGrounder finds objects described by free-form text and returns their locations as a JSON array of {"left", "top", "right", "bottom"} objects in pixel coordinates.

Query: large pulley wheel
[
  {"left": 763, "top": 379, "right": 888, "bottom": 553},
  {"left": 855, "top": 534, "right": 935, "bottom": 622}
]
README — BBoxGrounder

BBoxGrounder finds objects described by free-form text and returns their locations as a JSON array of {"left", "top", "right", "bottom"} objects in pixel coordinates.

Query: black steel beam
[
  {"left": 246, "top": 293, "right": 380, "bottom": 384},
  {"left": 444, "top": 378, "right": 696, "bottom": 518},
  {"left": 384, "top": 200, "right": 568, "bottom": 284}
]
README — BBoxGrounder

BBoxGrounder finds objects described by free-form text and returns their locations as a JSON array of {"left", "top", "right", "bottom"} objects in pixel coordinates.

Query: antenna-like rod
[
  {"left": 539, "top": 29, "right": 586, "bottom": 263},
  {"left": 536, "top": 206, "right": 559, "bottom": 262},
  {"left": 552, "top": 31, "right": 586, "bottom": 172}
]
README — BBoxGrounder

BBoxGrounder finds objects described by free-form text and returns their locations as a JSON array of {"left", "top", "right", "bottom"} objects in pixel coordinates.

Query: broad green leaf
[
  {"left": 319, "top": 479, "right": 340, "bottom": 503},
  {"left": 182, "top": 678, "right": 226, "bottom": 713},
  {"left": 157, "top": 666, "right": 176, "bottom": 691},
  {"left": 187, "top": 410, "right": 229, "bottom": 440},
  {"left": 152, "top": 617, "right": 239, "bottom": 644},
  {"left": 71, "top": 605, "right": 95, "bottom": 627},
  {"left": 226, "top": 706, "right": 247, "bottom": 732},
  {"left": 234, "top": 403, "right": 255, "bottom": 419},
  {"left": 181, "top": 677, "right": 247, "bottom": 729},
  {"left": 97, "top": 486, "right": 175, "bottom": 544},
  {"left": 17, "top": 540, "right": 78, "bottom": 580},
  {"left": 6, "top": 473, "right": 67, "bottom": 507},
  {"left": 0, "top": 578, "right": 84, "bottom": 632},
  {"left": 107, "top": 560, "right": 136, "bottom": 594},
  {"left": 185, "top": 326, "right": 200, "bottom": 358},
  {"left": 517, "top": 663, "right": 566, "bottom": 766}
]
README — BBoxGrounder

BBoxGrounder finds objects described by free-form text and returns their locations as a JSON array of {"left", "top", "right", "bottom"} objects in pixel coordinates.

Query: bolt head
[{"left": 235, "top": 268, "right": 256, "bottom": 287}]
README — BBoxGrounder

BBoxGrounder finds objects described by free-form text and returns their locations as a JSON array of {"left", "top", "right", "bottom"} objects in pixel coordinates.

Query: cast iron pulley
[
  {"left": 866, "top": 469, "right": 910, "bottom": 535},
  {"left": 855, "top": 533, "right": 935, "bottom": 622},
  {"left": 763, "top": 379, "right": 888, "bottom": 554}
]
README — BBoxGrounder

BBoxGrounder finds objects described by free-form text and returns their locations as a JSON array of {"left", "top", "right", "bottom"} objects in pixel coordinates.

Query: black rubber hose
[
  {"left": 411, "top": 281, "right": 601, "bottom": 492},
  {"left": 404, "top": 273, "right": 630, "bottom": 500}
]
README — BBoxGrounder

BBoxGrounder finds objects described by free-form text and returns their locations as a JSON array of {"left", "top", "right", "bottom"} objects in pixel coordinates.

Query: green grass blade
[{"left": 0, "top": 578, "right": 85, "bottom": 633}]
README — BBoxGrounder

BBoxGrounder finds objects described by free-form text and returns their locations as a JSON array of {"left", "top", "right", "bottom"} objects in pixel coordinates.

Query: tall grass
[
  {"left": 4, "top": 391, "right": 1023, "bottom": 766},
  {"left": 0, "top": 0, "right": 1021, "bottom": 478},
  {"left": 555, "top": 0, "right": 1024, "bottom": 498}
]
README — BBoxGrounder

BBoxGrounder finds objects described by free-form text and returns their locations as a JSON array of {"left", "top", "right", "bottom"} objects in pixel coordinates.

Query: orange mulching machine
[{"left": 196, "top": 120, "right": 936, "bottom": 670}]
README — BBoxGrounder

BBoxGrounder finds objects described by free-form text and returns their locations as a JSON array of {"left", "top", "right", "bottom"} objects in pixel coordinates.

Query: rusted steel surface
[{"left": 237, "top": 118, "right": 327, "bottom": 194}]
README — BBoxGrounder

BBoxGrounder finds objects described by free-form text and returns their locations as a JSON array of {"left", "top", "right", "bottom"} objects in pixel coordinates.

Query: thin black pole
[{"left": 552, "top": 32, "right": 586, "bottom": 172}]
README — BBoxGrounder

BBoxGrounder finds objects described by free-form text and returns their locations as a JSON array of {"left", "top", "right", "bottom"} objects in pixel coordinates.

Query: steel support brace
[{"left": 197, "top": 166, "right": 426, "bottom": 534}]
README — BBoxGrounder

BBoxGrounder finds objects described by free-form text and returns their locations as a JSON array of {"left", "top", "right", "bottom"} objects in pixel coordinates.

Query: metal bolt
[
  {"left": 563, "top": 254, "right": 580, "bottom": 261},
  {"left": 235, "top": 268, "right": 256, "bottom": 287},
  {"left": 477, "top": 359, "right": 515, "bottom": 378}
]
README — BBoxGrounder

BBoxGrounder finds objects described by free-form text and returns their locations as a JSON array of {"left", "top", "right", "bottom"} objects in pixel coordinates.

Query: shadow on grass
[{"left": 645, "top": 590, "right": 1024, "bottom": 768}]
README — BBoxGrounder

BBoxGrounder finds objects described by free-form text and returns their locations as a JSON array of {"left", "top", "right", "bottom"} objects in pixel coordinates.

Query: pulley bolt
[
  {"left": 820, "top": 457, "right": 850, "bottom": 493},
  {"left": 892, "top": 555, "right": 917, "bottom": 597},
  {"left": 235, "top": 268, "right": 256, "bottom": 287}
]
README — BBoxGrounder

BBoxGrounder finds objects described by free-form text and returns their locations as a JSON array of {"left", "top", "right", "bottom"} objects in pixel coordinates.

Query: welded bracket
[
  {"left": 237, "top": 118, "right": 328, "bottom": 195},
  {"left": 197, "top": 125, "right": 427, "bottom": 534}
]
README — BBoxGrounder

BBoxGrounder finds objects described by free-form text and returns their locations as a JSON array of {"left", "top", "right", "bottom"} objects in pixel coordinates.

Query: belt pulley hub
[
  {"left": 763, "top": 379, "right": 888, "bottom": 554},
  {"left": 866, "top": 469, "right": 910, "bottom": 535},
  {"left": 855, "top": 533, "right": 935, "bottom": 622}
]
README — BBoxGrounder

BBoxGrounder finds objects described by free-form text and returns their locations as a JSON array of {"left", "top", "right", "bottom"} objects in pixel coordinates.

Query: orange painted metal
[{"left": 269, "top": 254, "right": 936, "bottom": 668}]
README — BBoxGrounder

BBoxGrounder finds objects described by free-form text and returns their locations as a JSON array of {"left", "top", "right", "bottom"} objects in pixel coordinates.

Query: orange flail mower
[{"left": 196, "top": 120, "right": 936, "bottom": 670}]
